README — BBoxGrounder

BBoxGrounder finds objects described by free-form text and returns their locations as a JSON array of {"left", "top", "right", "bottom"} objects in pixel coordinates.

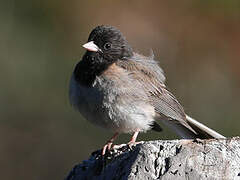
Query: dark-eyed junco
[{"left": 69, "top": 25, "right": 225, "bottom": 155}]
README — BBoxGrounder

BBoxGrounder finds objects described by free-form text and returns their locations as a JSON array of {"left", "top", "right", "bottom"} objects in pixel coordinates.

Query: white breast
[{"left": 69, "top": 73, "right": 156, "bottom": 133}]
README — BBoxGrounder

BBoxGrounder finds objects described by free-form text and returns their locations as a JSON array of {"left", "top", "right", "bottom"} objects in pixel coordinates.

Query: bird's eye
[{"left": 104, "top": 43, "right": 111, "bottom": 50}]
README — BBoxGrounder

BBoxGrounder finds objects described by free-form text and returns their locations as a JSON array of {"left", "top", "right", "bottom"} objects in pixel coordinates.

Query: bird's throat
[{"left": 73, "top": 58, "right": 112, "bottom": 87}]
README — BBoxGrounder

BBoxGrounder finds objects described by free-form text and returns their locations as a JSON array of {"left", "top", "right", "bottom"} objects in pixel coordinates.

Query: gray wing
[
  {"left": 150, "top": 88, "right": 185, "bottom": 121},
  {"left": 117, "top": 53, "right": 225, "bottom": 138},
  {"left": 116, "top": 53, "right": 196, "bottom": 132},
  {"left": 126, "top": 52, "right": 166, "bottom": 85}
]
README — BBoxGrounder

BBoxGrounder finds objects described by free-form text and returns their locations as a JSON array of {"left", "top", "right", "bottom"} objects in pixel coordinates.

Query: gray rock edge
[{"left": 65, "top": 137, "right": 240, "bottom": 180}]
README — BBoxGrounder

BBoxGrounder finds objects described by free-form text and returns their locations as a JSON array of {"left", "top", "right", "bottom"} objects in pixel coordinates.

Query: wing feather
[{"left": 116, "top": 53, "right": 196, "bottom": 132}]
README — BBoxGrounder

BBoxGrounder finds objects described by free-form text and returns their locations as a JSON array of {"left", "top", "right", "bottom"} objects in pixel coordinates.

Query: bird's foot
[
  {"left": 102, "top": 141, "right": 144, "bottom": 155},
  {"left": 127, "top": 141, "right": 143, "bottom": 150},
  {"left": 102, "top": 142, "right": 113, "bottom": 155},
  {"left": 101, "top": 133, "right": 119, "bottom": 155},
  {"left": 102, "top": 143, "right": 127, "bottom": 155},
  {"left": 112, "top": 143, "right": 127, "bottom": 149}
]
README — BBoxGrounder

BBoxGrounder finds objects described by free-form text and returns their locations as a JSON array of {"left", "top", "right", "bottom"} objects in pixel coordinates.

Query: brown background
[{"left": 1, "top": 0, "right": 240, "bottom": 179}]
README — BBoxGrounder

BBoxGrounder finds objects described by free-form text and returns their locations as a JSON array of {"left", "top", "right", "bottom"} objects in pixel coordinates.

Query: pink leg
[
  {"left": 102, "top": 132, "right": 119, "bottom": 155},
  {"left": 128, "top": 131, "right": 139, "bottom": 145},
  {"left": 112, "top": 131, "right": 142, "bottom": 150}
]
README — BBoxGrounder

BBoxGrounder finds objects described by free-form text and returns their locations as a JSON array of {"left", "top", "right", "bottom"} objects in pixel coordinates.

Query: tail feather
[
  {"left": 158, "top": 115, "right": 225, "bottom": 139},
  {"left": 186, "top": 115, "right": 225, "bottom": 139}
]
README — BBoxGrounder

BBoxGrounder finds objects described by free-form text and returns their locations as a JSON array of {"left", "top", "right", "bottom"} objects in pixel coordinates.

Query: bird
[{"left": 69, "top": 25, "right": 225, "bottom": 155}]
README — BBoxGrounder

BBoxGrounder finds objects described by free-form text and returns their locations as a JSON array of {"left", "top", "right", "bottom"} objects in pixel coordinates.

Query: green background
[{"left": 1, "top": 1, "right": 239, "bottom": 179}]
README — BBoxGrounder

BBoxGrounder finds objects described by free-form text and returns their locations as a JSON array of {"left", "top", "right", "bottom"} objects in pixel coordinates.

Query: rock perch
[{"left": 65, "top": 137, "right": 240, "bottom": 180}]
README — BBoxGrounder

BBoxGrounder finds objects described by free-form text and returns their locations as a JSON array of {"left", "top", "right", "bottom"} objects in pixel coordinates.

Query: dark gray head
[
  {"left": 74, "top": 25, "right": 133, "bottom": 86},
  {"left": 83, "top": 25, "right": 133, "bottom": 65}
]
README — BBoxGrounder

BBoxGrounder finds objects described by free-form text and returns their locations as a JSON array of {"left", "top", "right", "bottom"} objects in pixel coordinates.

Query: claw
[
  {"left": 107, "top": 142, "right": 113, "bottom": 150},
  {"left": 102, "top": 142, "right": 113, "bottom": 155},
  {"left": 101, "top": 131, "right": 141, "bottom": 155},
  {"left": 112, "top": 144, "right": 126, "bottom": 149},
  {"left": 126, "top": 131, "right": 140, "bottom": 150},
  {"left": 101, "top": 133, "right": 119, "bottom": 155},
  {"left": 127, "top": 141, "right": 143, "bottom": 150}
]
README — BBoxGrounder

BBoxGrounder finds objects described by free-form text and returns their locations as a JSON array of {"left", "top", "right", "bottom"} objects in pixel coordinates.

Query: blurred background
[{"left": 1, "top": 0, "right": 240, "bottom": 179}]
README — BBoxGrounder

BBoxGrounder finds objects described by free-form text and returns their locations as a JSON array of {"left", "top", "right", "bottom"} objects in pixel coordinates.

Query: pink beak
[{"left": 82, "top": 41, "right": 100, "bottom": 52}]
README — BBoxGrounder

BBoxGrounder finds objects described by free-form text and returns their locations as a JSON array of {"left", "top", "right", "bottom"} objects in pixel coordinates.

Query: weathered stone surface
[{"left": 65, "top": 137, "right": 240, "bottom": 180}]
